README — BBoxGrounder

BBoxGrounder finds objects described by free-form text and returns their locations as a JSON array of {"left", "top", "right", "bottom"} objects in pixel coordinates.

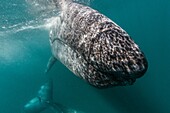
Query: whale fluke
[
  {"left": 24, "top": 80, "right": 57, "bottom": 113},
  {"left": 23, "top": 80, "right": 86, "bottom": 113}
]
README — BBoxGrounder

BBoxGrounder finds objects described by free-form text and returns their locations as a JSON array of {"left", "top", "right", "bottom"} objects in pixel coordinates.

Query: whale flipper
[
  {"left": 24, "top": 81, "right": 54, "bottom": 113},
  {"left": 45, "top": 56, "right": 57, "bottom": 74}
]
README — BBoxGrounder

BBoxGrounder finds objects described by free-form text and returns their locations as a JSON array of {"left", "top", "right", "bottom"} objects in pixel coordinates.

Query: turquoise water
[{"left": 0, "top": 0, "right": 170, "bottom": 113}]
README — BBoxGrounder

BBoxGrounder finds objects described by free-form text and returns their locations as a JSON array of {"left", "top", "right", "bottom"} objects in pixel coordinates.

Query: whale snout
[
  {"left": 109, "top": 45, "right": 148, "bottom": 79},
  {"left": 126, "top": 53, "right": 148, "bottom": 78},
  {"left": 89, "top": 30, "right": 148, "bottom": 81}
]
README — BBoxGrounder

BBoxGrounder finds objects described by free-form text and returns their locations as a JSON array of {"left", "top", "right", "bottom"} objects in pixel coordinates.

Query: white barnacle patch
[{"left": 79, "top": 34, "right": 87, "bottom": 47}]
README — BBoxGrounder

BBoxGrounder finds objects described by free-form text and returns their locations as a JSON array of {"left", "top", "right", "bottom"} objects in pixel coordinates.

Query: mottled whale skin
[{"left": 49, "top": 1, "right": 148, "bottom": 88}]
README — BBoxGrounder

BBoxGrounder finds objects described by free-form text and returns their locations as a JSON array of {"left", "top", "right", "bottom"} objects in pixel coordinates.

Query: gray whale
[
  {"left": 24, "top": 1, "right": 148, "bottom": 113},
  {"left": 49, "top": 0, "right": 148, "bottom": 88}
]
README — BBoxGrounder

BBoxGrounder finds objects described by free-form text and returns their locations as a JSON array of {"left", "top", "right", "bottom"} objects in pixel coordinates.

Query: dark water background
[{"left": 0, "top": 0, "right": 170, "bottom": 113}]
